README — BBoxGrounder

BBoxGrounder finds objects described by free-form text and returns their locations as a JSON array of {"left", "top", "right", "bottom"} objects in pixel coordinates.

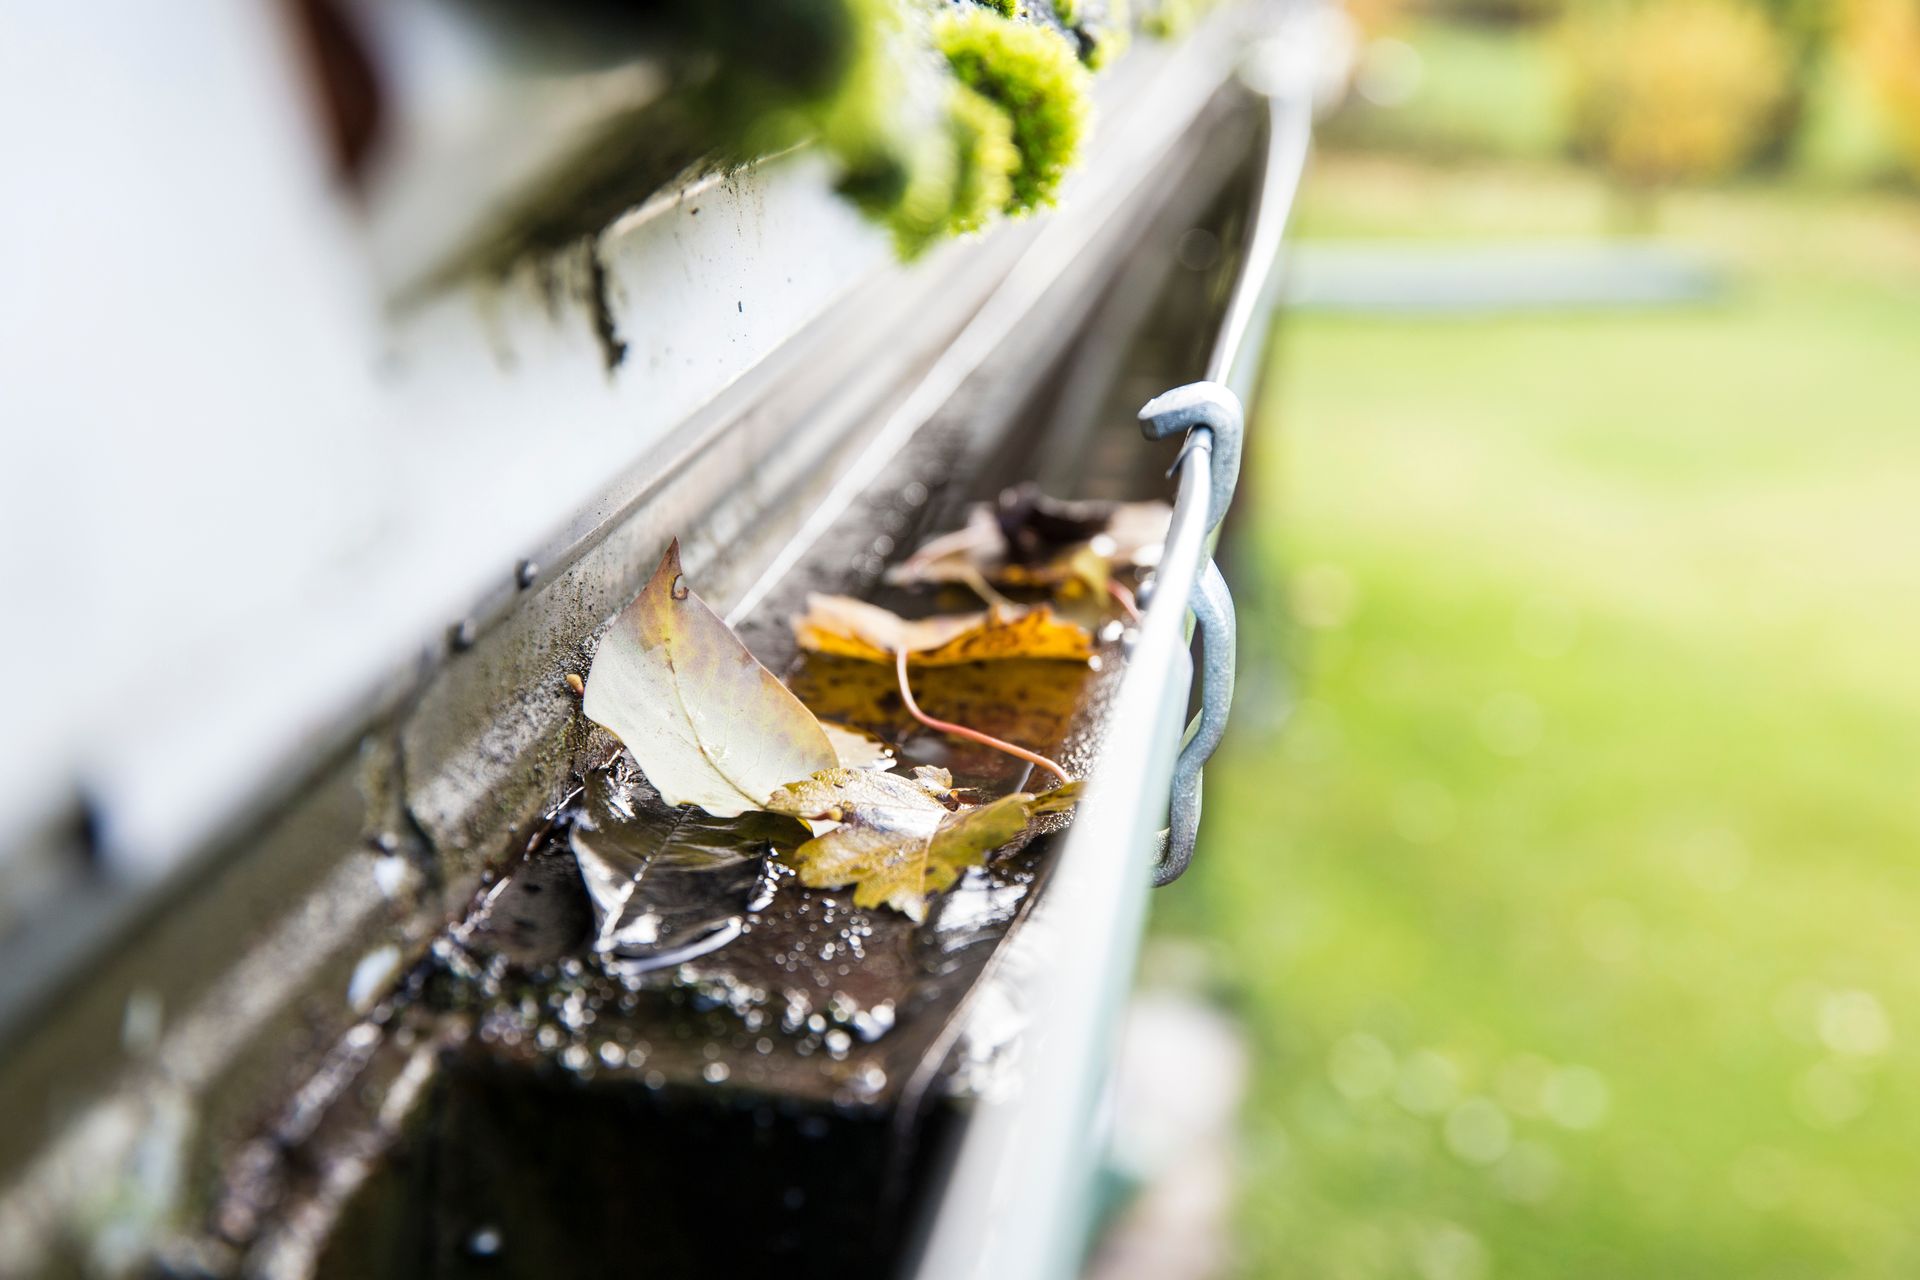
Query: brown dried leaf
[
  {"left": 792, "top": 594, "right": 1092, "bottom": 666},
  {"left": 887, "top": 496, "right": 1171, "bottom": 590}
]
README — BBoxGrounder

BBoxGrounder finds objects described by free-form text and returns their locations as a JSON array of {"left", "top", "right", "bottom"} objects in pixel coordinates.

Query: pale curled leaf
[
  {"left": 792, "top": 594, "right": 1093, "bottom": 666},
  {"left": 763, "top": 766, "right": 953, "bottom": 831},
  {"left": 763, "top": 768, "right": 1083, "bottom": 921},
  {"left": 584, "top": 541, "right": 835, "bottom": 817},
  {"left": 821, "top": 721, "right": 895, "bottom": 771}
]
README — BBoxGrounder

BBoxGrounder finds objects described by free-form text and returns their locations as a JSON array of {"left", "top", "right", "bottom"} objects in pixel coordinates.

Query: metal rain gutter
[{"left": 910, "top": 9, "right": 1330, "bottom": 1276}]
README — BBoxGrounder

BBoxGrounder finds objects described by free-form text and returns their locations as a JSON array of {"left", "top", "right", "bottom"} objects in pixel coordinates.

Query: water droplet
[
  {"left": 120, "top": 989, "right": 164, "bottom": 1056},
  {"left": 1728, "top": 1144, "right": 1797, "bottom": 1209},
  {"left": 1394, "top": 1049, "right": 1460, "bottom": 1116},
  {"left": 1542, "top": 1064, "right": 1610, "bottom": 1130},
  {"left": 1576, "top": 898, "right": 1643, "bottom": 967},
  {"left": 1494, "top": 1140, "right": 1560, "bottom": 1205},
  {"left": 1444, "top": 1097, "right": 1512, "bottom": 1166},
  {"left": 371, "top": 853, "right": 411, "bottom": 899},
  {"left": 1513, "top": 593, "right": 1578, "bottom": 657},
  {"left": 1328, "top": 1032, "right": 1395, "bottom": 1100},
  {"left": 1291, "top": 563, "right": 1357, "bottom": 630},
  {"left": 347, "top": 946, "right": 402, "bottom": 1013},
  {"left": 1495, "top": 1053, "right": 1554, "bottom": 1117},
  {"left": 1678, "top": 825, "right": 1749, "bottom": 893},
  {"left": 1390, "top": 781, "right": 1456, "bottom": 845},
  {"left": 1818, "top": 989, "right": 1891, "bottom": 1058},
  {"left": 1412, "top": 1220, "right": 1487, "bottom": 1280},
  {"left": 1795, "top": 1060, "right": 1868, "bottom": 1129},
  {"left": 1478, "top": 690, "right": 1544, "bottom": 757}
]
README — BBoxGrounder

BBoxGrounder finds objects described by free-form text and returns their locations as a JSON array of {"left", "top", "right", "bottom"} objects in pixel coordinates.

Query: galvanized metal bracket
[
  {"left": 1138, "top": 380, "right": 1243, "bottom": 534},
  {"left": 1130, "top": 33, "right": 1320, "bottom": 886},
  {"left": 1153, "top": 558, "right": 1237, "bottom": 885},
  {"left": 1137, "top": 382, "right": 1244, "bottom": 885}
]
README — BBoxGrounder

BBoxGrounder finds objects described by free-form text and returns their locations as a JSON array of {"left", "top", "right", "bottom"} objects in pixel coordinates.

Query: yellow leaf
[
  {"left": 792, "top": 594, "right": 1093, "bottom": 666},
  {"left": 1025, "top": 776, "right": 1085, "bottom": 816},
  {"left": 763, "top": 768, "right": 1081, "bottom": 920}
]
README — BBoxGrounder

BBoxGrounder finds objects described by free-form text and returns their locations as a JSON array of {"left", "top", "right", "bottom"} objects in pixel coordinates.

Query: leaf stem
[
  {"left": 955, "top": 563, "right": 1021, "bottom": 614},
  {"left": 894, "top": 646, "right": 1071, "bottom": 784}
]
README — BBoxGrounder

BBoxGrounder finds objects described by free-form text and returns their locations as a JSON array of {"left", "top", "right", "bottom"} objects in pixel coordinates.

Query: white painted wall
[{"left": 0, "top": 2, "right": 895, "bottom": 880}]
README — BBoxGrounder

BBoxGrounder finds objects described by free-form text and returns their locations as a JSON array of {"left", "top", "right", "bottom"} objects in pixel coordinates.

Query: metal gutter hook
[
  {"left": 1137, "top": 384, "right": 1242, "bottom": 886},
  {"left": 1153, "top": 558, "right": 1237, "bottom": 886},
  {"left": 1138, "top": 381, "right": 1244, "bottom": 534}
]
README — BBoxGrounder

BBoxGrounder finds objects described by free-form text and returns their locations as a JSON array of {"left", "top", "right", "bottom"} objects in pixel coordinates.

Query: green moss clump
[
  {"left": 936, "top": 8, "right": 1092, "bottom": 215},
  {"left": 1140, "top": 0, "right": 1201, "bottom": 40},
  {"left": 807, "top": 0, "right": 962, "bottom": 255},
  {"left": 976, "top": 0, "right": 1131, "bottom": 71},
  {"left": 1079, "top": 0, "right": 1130, "bottom": 69},
  {"left": 587, "top": 0, "right": 1110, "bottom": 259},
  {"left": 945, "top": 84, "right": 1020, "bottom": 235}
]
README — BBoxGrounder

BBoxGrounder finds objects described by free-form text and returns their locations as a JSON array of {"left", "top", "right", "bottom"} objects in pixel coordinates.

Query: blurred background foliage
[
  {"left": 1334, "top": 0, "right": 1920, "bottom": 192},
  {"left": 1148, "top": 1, "right": 1920, "bottom": 1276}
]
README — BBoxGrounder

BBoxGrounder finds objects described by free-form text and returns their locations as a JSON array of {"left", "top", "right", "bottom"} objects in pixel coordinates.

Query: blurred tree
[
  {"left": 1343, "top": 0, "right": 1410, "bottom": 38},
  {"left": 1561, "top": 0, "right": 1789, "bottom": 212},
  {"left": 1752, "top": 0, "right": 1836, "bottom": 161},
  {"left": 1849, "top": 0, "right": 1920, "bottom": 178},
  {"left": 1413, "top": 0, "right": 1565, "bottom": 26}
]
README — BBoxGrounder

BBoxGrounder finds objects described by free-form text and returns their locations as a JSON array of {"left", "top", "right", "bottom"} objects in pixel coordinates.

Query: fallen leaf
[
  {"left": 765, "top": 767, "right": 1045, "bottom": 920},
  {"left": 995, "top": 484, "right": 1115, "bottom": 563},
  {"left": 764, "top": 766, "right": 956, "bottom": 832},
  {"left": 585, "top": 541, "right": 836, "bottom": 817},
  {"left": 792, "top": 594, "right": 1093, "bottom": 666},
  {"left": 762, "top": 767, "right": 1083, "bottom": 920},
  {"left": 821, "top": 720, "right": 895, "bottom": 771},
  {"left": 887, "top": 492, "right": 1170, "bottom": 590},
  {"left": 788, "top": 654, "right": 1093, "bottom": 792},
  {"left": 1026, "top": 777, "right": 1085, "bottom": 815}
]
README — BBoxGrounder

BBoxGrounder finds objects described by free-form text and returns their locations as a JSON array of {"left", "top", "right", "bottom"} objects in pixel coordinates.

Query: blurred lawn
[{"left": 1148, "top": 126, "right": 1920, "bottom": 1280}]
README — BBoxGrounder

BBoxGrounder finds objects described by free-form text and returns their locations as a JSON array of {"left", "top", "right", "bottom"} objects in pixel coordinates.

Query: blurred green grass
[{"left": 1147, "top": 24, "right": 1920, "bottom": 1280}]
